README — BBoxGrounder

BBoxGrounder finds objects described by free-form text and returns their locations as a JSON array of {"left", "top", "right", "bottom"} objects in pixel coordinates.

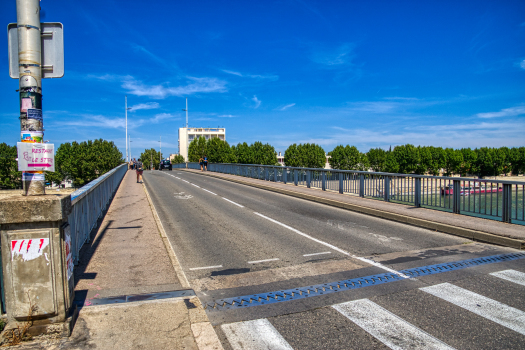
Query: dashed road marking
[
  {"left": 189, "top": 265, "right": 223, "bottom": 271},
  {"left": 253, "top": 212, "right": 408, "bottom": 278},
  {"left": 191, "top": 183, "right": 200, "bottom": 188},
  {"left": 248, "top": 258, "right": 279, "bottom": 264},
  {"left": 202, "top": 189, "right": 217, "bottom": 195},
  {"left": 303, "top": 251, "right": 331, "bottom": 257},
  {"left": 222, "top": 197, "right": 244, "bottom": 207}
]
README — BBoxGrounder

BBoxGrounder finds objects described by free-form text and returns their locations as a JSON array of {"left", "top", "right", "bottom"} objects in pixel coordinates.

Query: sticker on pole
[
  {"left": 11, "top": 238, "right": 49, "bottom": 262},
  {"left": 17, "top": 142, "right": 55, "bottom": 172}
]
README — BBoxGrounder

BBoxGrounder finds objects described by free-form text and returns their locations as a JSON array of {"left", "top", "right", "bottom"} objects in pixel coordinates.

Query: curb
[
  {"left": 181, "top": 169, "right": 525, "bottom": 250},
  {"left": 142, "top": 180, "right": 224, "bottom": 350}
]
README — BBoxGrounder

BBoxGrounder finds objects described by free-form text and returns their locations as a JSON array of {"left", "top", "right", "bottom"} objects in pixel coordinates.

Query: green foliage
[
  {"left": 188, "top": 137, "right": 207, "bottom": 162},
  {"left": 384, "top": 151, "right": 399, "bottom": 173},
  {"left": 207, "top": 138, "right": 236, "bottom": 163},
  {"left": 140, "top": 148, "right": 162, "bottom": 170},
  {"left": 367, "top": 148, "right": 387, "bottom": 172},
  {"left": 233, "top": 142, "right": 251, "bottom": 164},
  {"left": 0, "top": 143, "right": 22, "bottom": 189},
  {"left": 284, "top": 143, "right": 325, "bottom": 168},
  {"left": 49, "top": 139, "right": 123, "bottom": 187},
  {"left": 392, "top": 144, "right": 419, "bottom": 174},
  {"left": 171, "top": 154, "right": 185, "bottom": 163},
  {"left": 459, "top": 148, "right": 477, "bottom": 176},
  {"left": 328, "top": 145, "right": 360, "bottom": 170},
  {"left": 250, "top": 142, "right": 278, "bottom": 165},
  {"left": 443, "top": 148, "right": 463, "bottom": 176}
]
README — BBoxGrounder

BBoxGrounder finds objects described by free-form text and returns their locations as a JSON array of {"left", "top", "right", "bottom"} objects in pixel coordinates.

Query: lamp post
[
  {"left": 129, "top": 137, "right": 132, "bottom": 161},
  {"left": 125, "top": 96, "right": 132, "bottom": 162},
  {"left": 158, "top": 136, "right": 162, "bottom": 169}
]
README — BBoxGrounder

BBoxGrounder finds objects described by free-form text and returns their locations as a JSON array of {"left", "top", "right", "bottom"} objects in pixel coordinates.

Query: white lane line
[
  {"left": 202, "top": 188, "right": 217, "bottom": 195},
  {"left": 222, "top": 197, "right": 244, "bottom": 207},
  {"left": 490, "top": 269, "right": 525, "bottom": 286},
  {"left": 189, "top": 265, "right": 223, "bottom": 271},
  {"left": 333, "top": 299, "right": 455, "bottom": 350},
  {"left": 421, "top": 283, "right": 525, "bottom": 335},
  {"left": 303, "top": 252, "right": 331, "bottom": 257},
  {"left": 175, "top": 177, "right": 181, "bottom": 179},
  {"left": 253, "top": 212, "right": 408, "bottom": 278},
  {"left": 248, "top": 258, "right": 279, "bottom": 264},
  {"left": 182, "top": 180, "right": 190, "bottom": 183},
  {"left": 221, "top": 319, "right": 293, "bottom": 350},
  {"left": 191, "top": 183, "right": 200, "bottom": 188}
]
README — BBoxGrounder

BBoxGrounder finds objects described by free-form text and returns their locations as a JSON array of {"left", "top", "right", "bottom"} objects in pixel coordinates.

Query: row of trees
[
  {"left": 187, "top": 137, "right": 278, "bottom": 165},
  {"left": 0, "top": 140, "right": 123, "bottom": 189}
]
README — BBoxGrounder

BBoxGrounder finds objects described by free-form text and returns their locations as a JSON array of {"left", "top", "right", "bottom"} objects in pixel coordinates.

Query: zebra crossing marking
[
  {"left": 490, "top": 269, "right": 525, "bottom": 286},
  {"left": 333, "top": 299, "right": 455, "bottom": 350},
  {"left": 221, "top": 318, "right": 293, "bottom": 350},
  {"left": 421, "top": 282, "right": 525, "bottom": 336}
]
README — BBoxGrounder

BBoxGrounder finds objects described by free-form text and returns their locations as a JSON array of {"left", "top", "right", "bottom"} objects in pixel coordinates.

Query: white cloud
[
  {"left": 221, "top": 69, "right": 278, "bottom": 80},
  {"left": 311, "top": 43, "right": 356, "bottom": 67},
  {"left": 122, "top": 76, "right": 227, "bottom": 99},
  {"left": 129, "top": 102, "right": 160, "bottom": 111},
  {"left": 520, "top": 59, "right": 525, "bottom": 70},
  {"left": 252, "top": 95, "right": 261, "bottom": 109},
  {"left": 278, "top": 103, "right": 296, "bottom": 111},
  {"left": 218, "top": 114, "right": 237, "bottom": 118},
  {"left": 477, "top": 106, "right": 525, "bottom": 119}
]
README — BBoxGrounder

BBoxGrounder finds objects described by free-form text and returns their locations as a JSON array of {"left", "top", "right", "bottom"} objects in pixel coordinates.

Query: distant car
[{"left": 159, "top": 159, "right": 172, "bottom": 171}]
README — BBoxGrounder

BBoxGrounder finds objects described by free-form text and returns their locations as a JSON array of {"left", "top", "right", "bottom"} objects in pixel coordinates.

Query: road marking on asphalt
[
  {"left": 202, "top": 188, "right": 217, "bottom": 195},
  {"left": 248, "top": 258, "right": 279, "bottom": 264},
  {"left": 333, "top": 299, "right": 455, "bottom": 350},
  {"left": 175, "top": 177, "right": 180, "bottom": 179},
  {"left": 189, "top": 265, "right": 223, "bottom": 271},
  {"left": 303, "top": 251, "right": 331, "bottom": 257},
  {"left": 253, "top": 212, "right": 408, "bottom": 278},
  {"left": 489, "top": 269, "right": 525, "bottom": 286},
  {"left": 421, "top": 283, "right": 525, "bottom": 335},
  {"left": 222, "top": 197, "right": 244, "bottom": 207},
  {"left": 191, "top": 183, "right": 200, "bottom": 188},
  {"left": 368, "top": 232, "right": 403, "bottom": 242},
  {"left": 221, "top": 319, "right": 294, "bottom": 350}
]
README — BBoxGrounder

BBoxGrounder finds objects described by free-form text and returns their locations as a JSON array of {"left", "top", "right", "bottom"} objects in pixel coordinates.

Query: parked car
[{"left": 159, "top": 159, "right": 172, "bottom": 171}]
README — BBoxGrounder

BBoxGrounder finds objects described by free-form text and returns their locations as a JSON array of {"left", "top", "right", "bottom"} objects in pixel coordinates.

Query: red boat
[{"left": 441, "top": 184, "right": 503, "bottom": 196}]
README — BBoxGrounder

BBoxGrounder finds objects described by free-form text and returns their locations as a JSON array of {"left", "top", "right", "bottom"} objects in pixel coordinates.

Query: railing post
[
  {"left": 502, "top": 184, "right": 512, "bottom": 223},
  {"left": 294, "top": 169, "right": 298, "bottom": 186},
  {"left": 359, "top": 174, "right": 365, "bottom": 197},
  {"left": 384, "top": 176, "right": 390, "bottom": 202},
  {"left": 453, "top": 180, "right": 461, "bottom": 214},
  {"left": 339, "top": 172, "right": 344, "bottom": 194},
  {"left": 414, "top": 177, "right": 421, "bottom": 207},
  {"left": 274, "top": 167, "right": 278, "bottom": 182},
  {"left": 265, "top": 168, "right": 268, "bottom": 181},
  {"left": 307, "top": 170, "right": 311, "bottom": 188},
  {"left": 322, "top": 171, "right": 326, "bottom": 191},
  {"left": 283, "top": 169, "right": 287, "bottom": 184}
]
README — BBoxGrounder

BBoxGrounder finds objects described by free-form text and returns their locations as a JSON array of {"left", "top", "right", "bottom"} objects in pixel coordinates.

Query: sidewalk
[
  {"left": 11, "top": 170, "right": 222, "bottom": 349},
  {"left": 182, "top": 168, "right": 525, "bottom": 250}
]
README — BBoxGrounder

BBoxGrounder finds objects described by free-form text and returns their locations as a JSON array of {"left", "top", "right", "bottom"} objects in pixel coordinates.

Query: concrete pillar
[{"left": 0, "top": 194, "right": 76, "bottom": 337}]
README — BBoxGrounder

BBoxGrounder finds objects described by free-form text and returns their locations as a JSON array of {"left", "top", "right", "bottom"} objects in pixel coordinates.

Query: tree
[
  {"left": 250, "top": 142, "right": 278, "bottom": 165},
  {"left": 171, "top": 155, "right": 185, "bottom": 163},
  {"left": 233, "top": 142, "right": 251, "bottom": 164},
  {"left": 384, "top": 151, "right": 399, "bottom": 173},
  {"left": 207, "top": 138, "right": 235, "bottom": 163},
  {"left": 427, "top": 146, "right": 446, "bottom": 176},
  {"left": 499, "top": 147, "right": 513, "bottom": 176},
  {"left": 51, "top": 139, "right": 123, "bottom": 187},
  {"left": 140, "top": 148, "right": 162, "bottom": 170},
  {"left": 328, "top": 145, "right": 360, "bottom": 170},
  {"left": 284, "top": 144, "right": 301, "bottom": 167},
  {"left": 443, "top": 148, "right": 463, "bottom": 176},
  {"left": 356, "top": 152, "right": 371, "bottom": 171},
  {"left": 392, "top": 144, "right": 419, "bottom": 174},
  {"left": 367, "top": 148, "right": 387, "bottom": 172},
  {"left": 510, "top": 147, "right": 525, "bottom": 175},
  {"left": 298, "top": 143, "right": 326, "bottom": 168},
  {"left": 474, "top": 147, "right": 505, "bottom": 178},
  {"left": 0, "top": 143, "right": 22, "bottom": 189},
  {"left": 187, "top": 137, "right": 207, "bottom": 162},
  {"left": 416, "top": 146, "right": 432, "bottom": 175},
  {"left": 459, "top": 148, "right": 477, "bottom": 176}
]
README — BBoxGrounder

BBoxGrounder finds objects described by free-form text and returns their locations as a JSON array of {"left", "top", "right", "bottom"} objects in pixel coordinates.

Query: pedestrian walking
[
  {"left": 203, "top": 155, "right": 208, "bottom": 171},
  {"left": 129, "top": 159, "right": 133, "bottom": 170},
  {"left": 136, "top": 158, "right": 144, "bottom": 183},
  {"left": 199, "top": 156, "right": 204, "bottom": 171}
]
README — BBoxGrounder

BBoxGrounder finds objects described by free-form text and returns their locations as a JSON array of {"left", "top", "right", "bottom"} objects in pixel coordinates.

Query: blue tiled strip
[{"left": 204, "top": 252, "right": 525, "bottom": 311}]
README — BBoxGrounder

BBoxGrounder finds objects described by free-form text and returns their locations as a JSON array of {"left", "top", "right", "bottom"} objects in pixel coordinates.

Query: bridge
[{"left": 1, "top": 164, "right": 524, "bottom": 349}]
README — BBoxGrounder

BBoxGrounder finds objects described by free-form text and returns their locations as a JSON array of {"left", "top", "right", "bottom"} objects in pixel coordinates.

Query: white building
[{"left": 178, "top": 127, "right": 226, "bottom": 161}]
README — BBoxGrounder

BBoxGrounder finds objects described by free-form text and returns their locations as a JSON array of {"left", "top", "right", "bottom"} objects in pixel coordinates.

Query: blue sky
[{"left": 1, "top": 0, "right": 524, "bottom": 158}]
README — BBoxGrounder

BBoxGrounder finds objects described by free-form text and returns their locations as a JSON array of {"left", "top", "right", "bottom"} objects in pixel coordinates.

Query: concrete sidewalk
[
  {"left": 11, "top": 170, "right": 222, "bottom": 349},
  {"left": 182, "top": 168, "right": 525, "bottom": 250}
]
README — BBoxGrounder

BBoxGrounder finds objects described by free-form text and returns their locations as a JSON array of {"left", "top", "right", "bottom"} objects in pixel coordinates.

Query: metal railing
[
  {"left": 186, "top": 162, "right": 525, "bottom": 225},
  {"left": 68, "top": 163, "right": 128, "bottom": 264},
  {"left": 172, "top": 162, "right": 187, "bottom": 169}
]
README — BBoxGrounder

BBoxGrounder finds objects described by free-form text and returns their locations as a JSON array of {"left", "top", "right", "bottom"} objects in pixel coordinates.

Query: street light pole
[
  {"left": 129, "top": 136, "right": 132, "bottom": 161},
  {"left": 125, "top": 96, "right": 131, "bottom": 162},
  {"left": 158, "top": 136, "right": 162, "bottom": 167},
  {"left": 18, "top": 0, "right": 44, "bottom": 195}
]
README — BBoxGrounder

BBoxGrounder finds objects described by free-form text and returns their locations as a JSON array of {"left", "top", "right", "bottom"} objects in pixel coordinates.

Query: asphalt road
[{"left": 144, "top": 169, "right": 525, "bottom": 350}]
